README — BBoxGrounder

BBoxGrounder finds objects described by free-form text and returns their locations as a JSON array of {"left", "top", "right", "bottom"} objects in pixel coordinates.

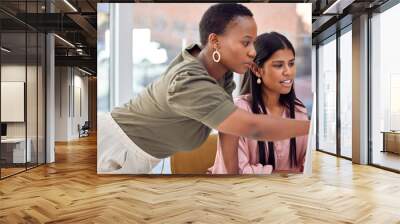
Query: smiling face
[
  {"left": 216, "top": 16, "right": 257, "bottom": 75},
  {"left": 257, "top": 48, "right": 296, "bottom": 95}
]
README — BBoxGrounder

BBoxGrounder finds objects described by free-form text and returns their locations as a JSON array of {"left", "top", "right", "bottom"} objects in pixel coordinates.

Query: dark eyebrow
[
  {"left": 243, "top": 35, "right": 253, "bottom": 40},
  {"left": 272, "top": 59, "right": 295, "bottom": 63}
]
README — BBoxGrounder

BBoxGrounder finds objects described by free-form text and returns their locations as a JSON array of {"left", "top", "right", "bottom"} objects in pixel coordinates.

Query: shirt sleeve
[{"left": 166, "top": 71, "right": 237, "bottom": 129}]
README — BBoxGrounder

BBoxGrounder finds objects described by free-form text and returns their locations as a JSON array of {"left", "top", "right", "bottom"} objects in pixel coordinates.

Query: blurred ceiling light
[
  {"left": 63, "top": 0, "right": 78, "bottom": 12},
  {"left": 1, "top": 47, "right": 11, "bottom": 53},
  {"left": 54, "top": 34, "right": 75, "bottom": 48},
  {"left": 323, "top": 0, "right": 355, "bottom": 15},
  {"left": 78, "top": 67, "right": 92, "bottom": 76}
]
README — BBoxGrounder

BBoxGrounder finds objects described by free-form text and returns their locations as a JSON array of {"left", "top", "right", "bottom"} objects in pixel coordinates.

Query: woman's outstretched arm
[{"left": 217, "top": 108, "right": 310, "bottom": 141}]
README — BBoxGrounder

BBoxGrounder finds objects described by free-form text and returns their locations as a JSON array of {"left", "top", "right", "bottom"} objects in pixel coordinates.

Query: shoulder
[
  {"left": 176, "top": 60, "right": 207, "bottom": 75},
  {"left": 167, "top": 63, "right": 215, "bottom": 93},
  {"left": 172, "top": 44, "right": 209, "bottom": 78},
  {"left": 170, "top": 62, "right": 208, "bottom": 83},
  {"left": 294, "top": 104, "right": 308, "bottom": 120}
]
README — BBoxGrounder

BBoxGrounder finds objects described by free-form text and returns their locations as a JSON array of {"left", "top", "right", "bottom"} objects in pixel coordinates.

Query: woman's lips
[{"left": 280, "top": 79, "right": 293, "bottom": 87}]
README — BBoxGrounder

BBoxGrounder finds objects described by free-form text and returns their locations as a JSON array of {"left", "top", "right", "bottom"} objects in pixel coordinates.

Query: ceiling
[
  {"left": 0, "top": 0, "right": 98, "bottom": 74},
  {"left": 0, "top": 0, "right": 395, "bottom": 75},
  {"left": 310, "top": 0, "right": 389, "bottom": 43}
]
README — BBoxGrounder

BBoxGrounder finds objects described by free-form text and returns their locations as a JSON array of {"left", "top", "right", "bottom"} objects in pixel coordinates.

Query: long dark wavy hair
[{"left": 241, "top": 32, "right": 305, "bottom": 169}]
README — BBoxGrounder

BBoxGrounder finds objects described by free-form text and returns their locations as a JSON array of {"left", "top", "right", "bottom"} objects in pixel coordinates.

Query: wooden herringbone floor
[{"left": 0, "top": 134, "right": 400, "bottom": 223}]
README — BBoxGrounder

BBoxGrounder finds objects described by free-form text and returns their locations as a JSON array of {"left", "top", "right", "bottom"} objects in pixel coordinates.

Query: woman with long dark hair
[{"left": 210, "top": 32, "right": 309, "bottom": 174}]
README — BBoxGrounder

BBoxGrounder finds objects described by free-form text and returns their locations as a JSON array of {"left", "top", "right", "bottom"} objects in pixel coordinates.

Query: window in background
[
  {"left": 97, "top": 4, "right": 110, "bottom": 112},
  {"left": 132, "top": 28, "right": 168, "bottom": 96},
  {"left": 339, "top": 27, "right": 352, "bottom": 158},
  {"left": 317, "top": 36, "right": 337, "bottom": 155},
  {"left": 371, "top": 3, "right": 400, "bottom": 171}
]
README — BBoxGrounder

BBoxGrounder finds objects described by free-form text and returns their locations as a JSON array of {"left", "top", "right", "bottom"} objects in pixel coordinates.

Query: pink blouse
[{"left": 209, "top": 94, "right": 309, "bottom": 174}]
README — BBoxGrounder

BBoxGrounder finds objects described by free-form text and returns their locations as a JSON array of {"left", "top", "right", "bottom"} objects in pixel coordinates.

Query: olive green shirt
[{"left": 111, "top": 44, "right": 237, "bottom": 159}]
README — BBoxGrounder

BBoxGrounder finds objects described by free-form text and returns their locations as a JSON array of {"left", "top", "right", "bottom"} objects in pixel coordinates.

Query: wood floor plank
[{"left": 0, "top": 134, "right": 399, "bottom": 223}]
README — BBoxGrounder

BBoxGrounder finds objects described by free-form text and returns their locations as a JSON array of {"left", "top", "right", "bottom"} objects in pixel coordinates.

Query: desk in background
[
  {"left": 1, "top": 138, "right": 31, "bottom": 163},
  {"left": 381, "top": 131, "right": 400, "bottom": 154}
]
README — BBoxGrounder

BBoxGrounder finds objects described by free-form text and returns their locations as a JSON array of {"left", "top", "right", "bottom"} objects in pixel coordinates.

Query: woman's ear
[
  {"left": 208, "top": 33, "right": 219, "bottom": 49},
  {"left": 250, "top": 63, "right": 261, "bottom": 77}
]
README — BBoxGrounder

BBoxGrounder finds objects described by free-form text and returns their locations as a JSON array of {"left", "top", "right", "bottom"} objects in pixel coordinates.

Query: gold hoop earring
[
  {"left": 212, "top": 49, "right": 221, "bottom": 63},
  {"left": 257, "top": 78, "right": 262, "bottom": 84}
]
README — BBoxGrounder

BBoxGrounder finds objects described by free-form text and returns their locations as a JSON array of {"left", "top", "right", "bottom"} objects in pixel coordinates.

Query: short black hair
[{"left": 199, "top": 3, "right": 253, "bottom": 46}]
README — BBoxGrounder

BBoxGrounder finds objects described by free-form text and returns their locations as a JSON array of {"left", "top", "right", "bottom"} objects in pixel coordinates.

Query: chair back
[{"left": 170, "top": 134, "right": 218, "bottom": 174}]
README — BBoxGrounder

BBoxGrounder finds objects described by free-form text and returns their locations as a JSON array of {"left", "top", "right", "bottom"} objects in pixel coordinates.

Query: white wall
[
  {"left": 55, "top": 66, "right": 69, "bottom": 141},
  {"left": 72, "top": 73, "right": 89, "bottom": 138},
  {"left": 1, "top": 65, "right": 35, "bottom": 138},
  {"left": 54, "top": 67, "right": 89, "bottom": 141},
  {"left": 1, "top": 65, "right": 26, "bottom": 141}
]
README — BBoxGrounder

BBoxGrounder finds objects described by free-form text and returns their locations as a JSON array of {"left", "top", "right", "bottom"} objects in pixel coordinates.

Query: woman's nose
[
  {"left": 248, "top": 45, "right": 256, "bottom": 59},
  {"left": 283, "top": 65, "right": 290, "bottom": 76}
]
